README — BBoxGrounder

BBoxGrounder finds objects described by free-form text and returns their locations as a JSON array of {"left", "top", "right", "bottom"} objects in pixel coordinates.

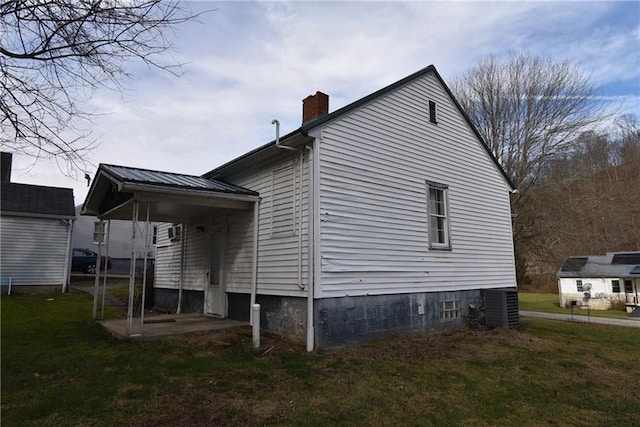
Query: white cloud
[{"left": 7, "top": 1, "right": 638, "bottom": 205}]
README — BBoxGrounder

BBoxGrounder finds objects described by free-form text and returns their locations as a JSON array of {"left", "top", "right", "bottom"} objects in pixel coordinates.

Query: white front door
[{"left": 205, "top": 228, "right": 225, "bottom": 316}]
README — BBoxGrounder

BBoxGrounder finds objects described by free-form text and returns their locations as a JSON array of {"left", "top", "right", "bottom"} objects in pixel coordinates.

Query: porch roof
[{"left": 81, "top": 164, "right": 259, "bottom": 222}]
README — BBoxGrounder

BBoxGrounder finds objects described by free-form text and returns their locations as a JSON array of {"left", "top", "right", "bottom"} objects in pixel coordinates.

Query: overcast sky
[{"left": 9, "top": 1, "right": 640, "bottom": 205}]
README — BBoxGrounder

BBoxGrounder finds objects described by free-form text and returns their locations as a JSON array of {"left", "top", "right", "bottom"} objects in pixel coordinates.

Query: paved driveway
[{"left": 520, "top": 310, "right": 640, "bottom": 328}]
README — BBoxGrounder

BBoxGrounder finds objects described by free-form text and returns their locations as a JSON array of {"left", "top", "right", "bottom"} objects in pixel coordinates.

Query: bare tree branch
[{"left": 1, "top": 0, "right": 204, "bottom": 177}]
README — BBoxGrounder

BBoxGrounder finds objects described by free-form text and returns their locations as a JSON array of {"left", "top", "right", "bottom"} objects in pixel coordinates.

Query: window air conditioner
[{"left": 168, "top": 224, "right": 182, "bottom": 241}]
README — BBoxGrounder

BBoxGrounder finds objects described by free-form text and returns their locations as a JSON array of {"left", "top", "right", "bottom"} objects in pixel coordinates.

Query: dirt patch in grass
[{"left": 324, "top": 326, "right": 536, "bottom": 363}]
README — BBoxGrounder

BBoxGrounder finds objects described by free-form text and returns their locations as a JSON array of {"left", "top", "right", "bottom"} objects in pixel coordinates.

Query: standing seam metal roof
[{"left": 100, "top": 164, "right": 258, "bottom": 196}]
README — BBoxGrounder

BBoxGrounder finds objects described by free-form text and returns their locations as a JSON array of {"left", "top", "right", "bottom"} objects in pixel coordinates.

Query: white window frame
[
  {"left": 93, "top": 221, "right": 106, "bottom": 244},
  {"left": 426, "top": 181, "right": 451, "bottom": 250},
  {"left": 611, "top": 279, "right": 620, "bottom": 293},
  {"left": 577, "top": 279, "right": 584, "bottom": 292},
  {"left": 270, "top": 162, "right": 296, "bottom": 238},
  {"left": 440, "top": 293, "right": 460, "bottom": 321}
]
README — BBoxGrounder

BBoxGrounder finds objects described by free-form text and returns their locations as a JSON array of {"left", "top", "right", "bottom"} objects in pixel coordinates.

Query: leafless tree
[
  {"left": 452, "top": 53, "right": 609, "bottom": 196},
  {"left": 452, "top": 53, "right": 615, "bottom": 286},
  {"left": 1, "top": 0, "right": 200, "bottom": 176}
]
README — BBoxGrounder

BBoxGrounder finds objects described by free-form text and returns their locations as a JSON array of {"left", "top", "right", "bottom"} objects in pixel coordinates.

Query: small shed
[
  {"left": 0, "top": 153, "right": 75, "bottom": 292},
  {"left": 557, "top": 252, "right": 640, "bottom": 310}
]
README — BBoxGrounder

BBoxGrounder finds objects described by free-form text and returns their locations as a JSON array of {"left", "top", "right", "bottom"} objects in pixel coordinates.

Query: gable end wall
[{"left": 315, "top": 71, "right": 516, "bottom": 298}]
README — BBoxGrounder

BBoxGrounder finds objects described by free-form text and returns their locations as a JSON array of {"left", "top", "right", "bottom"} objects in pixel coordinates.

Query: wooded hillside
[{"left": 518, "top": 116, "right": 640, "bottom": 289}]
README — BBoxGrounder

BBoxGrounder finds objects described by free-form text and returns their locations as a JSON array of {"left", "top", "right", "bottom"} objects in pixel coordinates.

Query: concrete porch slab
[{"left": 98, "top": 313, "right": 247, "bottom": 339}]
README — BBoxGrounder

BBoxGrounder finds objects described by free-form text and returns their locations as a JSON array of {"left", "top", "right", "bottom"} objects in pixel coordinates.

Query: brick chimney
[
  {"left": 302, "top": 91, "right": 329, "bottom": 123},
  {"left": 1, "top": 152, "right": 12, "bottom": 183}
]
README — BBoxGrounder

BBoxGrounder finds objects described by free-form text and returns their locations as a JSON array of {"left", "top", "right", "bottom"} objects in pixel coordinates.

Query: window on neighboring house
[
  {"left": 152, "top": 225, "right": 158, "bottom": 245},
  {"left": 624, "top": 279, "right": 633, "bottom": 293},
  {"left": 576, "top": 279, "right": 583, "bottom": 292},
  {"left": 270, "top": 163, "right": 295, "bottom": 237},
  {"left": 93, "top": 221, "right": 106, "bottom": 244},
  {"left": 427, "top": 181, "right": 450, "bottom": 249},
  {"left": 440, "top": 293, "right": 460, "bottom": 321},
  {"left": 612, "top": 279, "right": 620, "bottom": 293},
  {"left": 428, "top": 100, "right": 437, "bottom": 124}
]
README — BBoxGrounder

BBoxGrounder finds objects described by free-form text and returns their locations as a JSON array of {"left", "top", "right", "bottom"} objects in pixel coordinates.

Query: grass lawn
[
  {"left": 2, "top": 292, "right": 639, "bottom": 426},
  {"left": 519, "top": 292, "right": 633, "bottom": 319}
]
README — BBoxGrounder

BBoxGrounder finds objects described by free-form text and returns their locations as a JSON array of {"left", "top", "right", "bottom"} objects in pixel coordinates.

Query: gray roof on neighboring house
[
  {"left": 0, "top": 182, "right": 75, "bottom": 218},
  {"left": 558, "top": 252, "right": 640, "bottom": 278},
  {"left": 99, "top": 164, "right": 258, "bottom": 196}
]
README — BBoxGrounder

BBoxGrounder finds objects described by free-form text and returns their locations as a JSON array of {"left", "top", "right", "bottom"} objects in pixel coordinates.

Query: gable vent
[{"left": 428, "top": 100, "right": 437, "bottom": 124}]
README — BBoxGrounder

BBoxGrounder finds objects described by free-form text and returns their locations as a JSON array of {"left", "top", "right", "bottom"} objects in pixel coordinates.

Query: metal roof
[
  {"left": 101, "top": 164, "right": 257, "bottom": 196},
  {"left": 557, "top": 252, "right": 640, "bottom": 278},
  {"left": 82, "top": 164, "right": 259, "bottom": 221}
]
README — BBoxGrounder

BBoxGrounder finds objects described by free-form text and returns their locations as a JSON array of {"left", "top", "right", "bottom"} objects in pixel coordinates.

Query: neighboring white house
[
  {"left": 0, "top": 152, "right": 75, "bottom": 292},
  {"left": 82, "top": 65, "right": 518, "bottom": 348},
  {"left": 71, "top": 205, "right": 156, "bottom": 271},
  {"left": 557, "top": 252, "right": 640, "bottom": 311}
]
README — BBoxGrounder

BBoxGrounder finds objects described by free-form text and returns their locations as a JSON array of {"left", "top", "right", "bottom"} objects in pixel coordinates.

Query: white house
[
  {"left": 557, "top": 252, "right": 640, "bottom": 311},
  {"left": 82, "top": 65, "right": 518, "bottom": 348},
  {"left": 0, "top": 152, "right": 75, "bottom": 292},
  {"left": 71, "top": 205, "right": 156, "bottom": 274}
]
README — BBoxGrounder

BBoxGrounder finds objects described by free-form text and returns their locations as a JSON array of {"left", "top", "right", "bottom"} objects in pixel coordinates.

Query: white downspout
[
  {"left": 61, "top": 218, "right": 73, "bottom": 293},
  {"left": 306, "top": 141, "right": 317, "bottom": 352},
  {"left": 297, "top": 150, "right": 304, "bottom": 290},
  {"left": 250, "top": 200, "right": 260, "bottom": 325}
]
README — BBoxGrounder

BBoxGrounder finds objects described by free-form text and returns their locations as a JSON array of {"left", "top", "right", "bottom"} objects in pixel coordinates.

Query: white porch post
[
  {"left": 100, "top": 220, "right": 111, "bottom": 319},
  {"left": 176, "top": 223, "right": 186, "bottom": 314},
  {"left": 92, "top": 219, "right": 104, "bottom": 320},
  {"left": 140, "top": 204, "right": 151, "bottom": 328},
  {"left": 126, "top": 201, "right": 139, "bottom": 336}
]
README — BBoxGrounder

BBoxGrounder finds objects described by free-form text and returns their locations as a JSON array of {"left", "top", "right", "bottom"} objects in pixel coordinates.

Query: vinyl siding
[
  {"left": 0, "top": 216, "right": 69, "bottom": 286},
  {"left": 153, "top": 152, "right": 310, "bottom": 298},
  {"left": 315, "top": 71, "right": 516, "bottom": 298},
  {"left": 154, "top": 223, "right": 207, "bottom": 291},
  {"left": 225, "top": 152, "right": 310, "bottom": 297}
]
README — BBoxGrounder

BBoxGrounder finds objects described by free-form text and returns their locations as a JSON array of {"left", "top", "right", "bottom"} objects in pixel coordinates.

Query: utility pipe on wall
[
  {"left": 273, "top": 119, "right": 304, "bottom": 291},
  {"left": 250, "top": 199, "right": 260, "bottom": 325}
]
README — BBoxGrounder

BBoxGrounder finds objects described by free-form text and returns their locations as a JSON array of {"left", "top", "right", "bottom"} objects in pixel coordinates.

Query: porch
[
  {"left": 98, "top": 313, "right": 246, "bottom": 339},
  {"left": 82, "top": 164, "right": 261, "bottom": 338}
]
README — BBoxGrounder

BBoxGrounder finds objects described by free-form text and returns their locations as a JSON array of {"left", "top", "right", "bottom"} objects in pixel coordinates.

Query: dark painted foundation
[
  {"left": 227, "top": 293, "right": 306, "bottom": 340},
  {"left": 154, "top": 287, "right": 204, "bottom": 314},
  {"left": 156, "top": 287, "right": 482, "bottom": 348},
  {"left": 314, "top": 290, "right": 480, "bottom": 347}
]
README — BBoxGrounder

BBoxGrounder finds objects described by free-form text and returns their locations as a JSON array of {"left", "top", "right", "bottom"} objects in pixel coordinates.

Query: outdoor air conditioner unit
[
  {"left": 485, "top": 288, "right": 519, "bottom": 328},
  {"left": 168, "top": 224, "right": 182, "bottom": 242}
]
